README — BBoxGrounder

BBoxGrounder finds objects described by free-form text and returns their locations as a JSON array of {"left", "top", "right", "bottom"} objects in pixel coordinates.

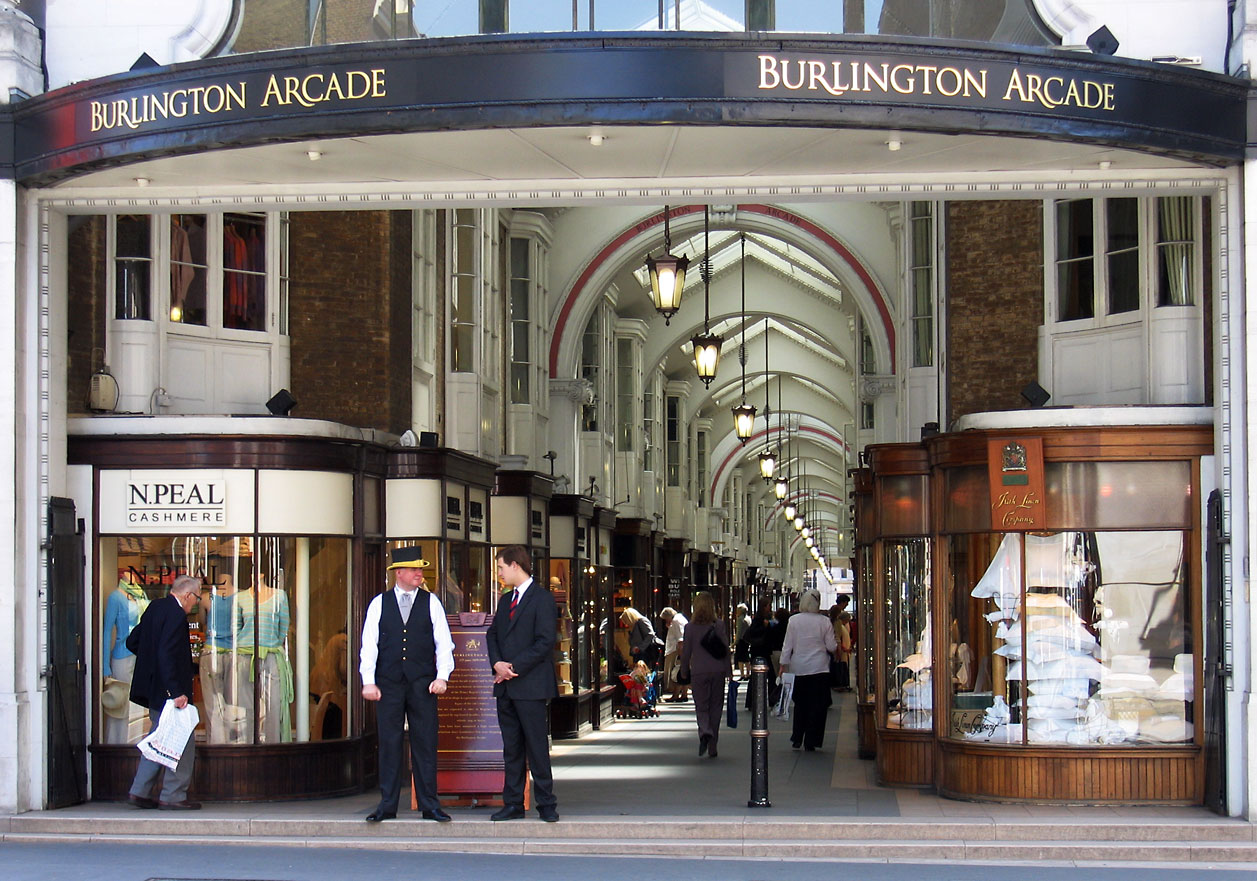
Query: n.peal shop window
[{"left": 98, "top": 533, "right": 352, "bottom": 747}]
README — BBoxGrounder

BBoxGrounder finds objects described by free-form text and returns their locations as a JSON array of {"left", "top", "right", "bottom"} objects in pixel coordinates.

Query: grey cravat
[{"left": 399, "top": 590, "right": 413, "bottom": 623}]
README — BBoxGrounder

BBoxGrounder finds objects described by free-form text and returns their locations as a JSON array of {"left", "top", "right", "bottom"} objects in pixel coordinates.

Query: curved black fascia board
[{"left": 6, "top": 31, "right": 1250, "bottom": 185}]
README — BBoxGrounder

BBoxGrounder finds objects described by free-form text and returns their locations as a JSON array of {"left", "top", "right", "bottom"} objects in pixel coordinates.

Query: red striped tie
[{"left": 509, "top": 589, "right": 519, "bottom": 619}]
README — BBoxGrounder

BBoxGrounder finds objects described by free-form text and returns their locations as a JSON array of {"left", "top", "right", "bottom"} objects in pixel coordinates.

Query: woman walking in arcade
[{"left": 678, "top": 591, "right": 732, "bottom": 759}]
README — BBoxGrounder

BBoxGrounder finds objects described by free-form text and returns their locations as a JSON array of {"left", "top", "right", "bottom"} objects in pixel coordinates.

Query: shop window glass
[
  {"left": 878, "top": 474, "right": 928, "bottom": 536},
  {"left": 222, "top": 213, "right": 266, "bottom": 331},
  {"left": 115, "top": 215, "right": 152, "bottom": 320},
  {"left": 950, "top": 530, "right": 1192, "bottom": 747},
  {"left": 549, "top": 559, "right": 579, "bottom": 695},
  {"left": 884, "top": 539, "right": 931, "bottom": 729},
  {"left": 97, "top": 534, "right": 351, "bottom": 747},
  {"left": 942, "top": 465, "right": 991, "bottom": 533},
  {"left": 451, "top": 209, "right": 478, "bottom": 372},
  {"left": 857, "top": 545, "right": 875, "bottom": 703},
  {"left": 1044, "top": 460, "right": 1192, "bottom": 530}
]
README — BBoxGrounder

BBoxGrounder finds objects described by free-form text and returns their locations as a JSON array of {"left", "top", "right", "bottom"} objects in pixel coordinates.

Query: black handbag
[{"left": 700, "top": 625, "right": 728, "bottom": 660}]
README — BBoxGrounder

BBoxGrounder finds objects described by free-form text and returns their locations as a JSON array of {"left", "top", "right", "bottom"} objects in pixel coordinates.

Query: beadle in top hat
[{"left": 387, "top": 546, "right": 431, "bottom": 570}]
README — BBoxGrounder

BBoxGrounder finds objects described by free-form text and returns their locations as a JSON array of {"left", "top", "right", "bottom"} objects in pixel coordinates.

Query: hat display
[
  {"left": 101, "top": 679, "right": 131, "bottom": 718},
  {"left": 387, "top": 546, "right": 431, "bottom": 570}
]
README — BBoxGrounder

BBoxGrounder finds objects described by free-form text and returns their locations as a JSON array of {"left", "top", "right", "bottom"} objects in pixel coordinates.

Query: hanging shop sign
[
  {"left": 7, "top": 35, "right": 1246, "bottom": 182},
  {"left": 985, "top": 437, "right": 1046, "bottom": 531}
]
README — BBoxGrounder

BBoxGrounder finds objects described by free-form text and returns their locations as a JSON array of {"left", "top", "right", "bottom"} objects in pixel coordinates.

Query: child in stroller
[{"left": 616, "top": 661, "right": 659, "bottom": 718}]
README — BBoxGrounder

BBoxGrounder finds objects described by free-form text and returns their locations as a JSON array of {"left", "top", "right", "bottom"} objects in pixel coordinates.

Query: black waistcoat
[{"left": 375, "top": 589, "right": 436, "bottom": 684}]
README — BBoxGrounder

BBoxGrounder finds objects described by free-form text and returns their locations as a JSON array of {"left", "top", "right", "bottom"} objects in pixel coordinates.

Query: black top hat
[{"left": 387, "top": 546, "right": 431, "bottom": 570}]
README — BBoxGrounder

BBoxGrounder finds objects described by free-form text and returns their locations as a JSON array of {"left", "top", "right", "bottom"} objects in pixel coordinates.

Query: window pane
[
  {"left": 1044, "top": 460, "right": 1192, "bottom": 529},
  {"left": 1106, "top": 199, "right": 1139, "bottom": 252},
  {"left": 170, "top": 214, "right": 207, "bottom": 326},
  {"left": 1156, "top": 197, "right": 1196, "bottom": 307},
  {"left": 223, "top": 213, "right": 265, "bottom": 331},
  {"left": 1056, "top": 200, "right": 1093, "bottom": 260},
  {"left": 1107, "top": 249, "right": 1140, "bottom": 314},
  {"left": 1055, "top": 200, "right": 1094, "bottom": 321},
  {"left": 115, "top": 213, "right": 152, "bottom": 321},
  {"left": 1057, "top": 260, "right": 1094, "bottom": 321}
]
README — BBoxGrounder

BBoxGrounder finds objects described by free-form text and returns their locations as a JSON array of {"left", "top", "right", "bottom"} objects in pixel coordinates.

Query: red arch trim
[
  {"left": 709, "top": 424, "right": 848, "bottom": 504},
  {"left": 548, "top": 204, "right": 896, "bottom": 376}
]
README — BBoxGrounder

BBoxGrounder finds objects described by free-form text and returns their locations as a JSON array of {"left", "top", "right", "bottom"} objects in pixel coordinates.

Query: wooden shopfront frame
[
  {"left": 868, "top": 443, "right": 934, "bottom": 789},
  {"left": 928, "top": 422, "right": 1210, "bottom": 804}
]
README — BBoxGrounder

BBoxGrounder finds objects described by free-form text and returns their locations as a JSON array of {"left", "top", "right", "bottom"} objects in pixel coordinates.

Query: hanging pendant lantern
[{"left": 645, "top": 207, "right": 689, "bottom": 324}]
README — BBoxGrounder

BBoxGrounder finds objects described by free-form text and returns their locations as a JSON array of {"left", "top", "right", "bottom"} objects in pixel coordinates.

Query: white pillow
[
  {"left": 1027, "top": 694, "right": 1079, "bottom": 709},
  {"left": 1027, "top": 678, "right": 1093, "bottom": 699}
]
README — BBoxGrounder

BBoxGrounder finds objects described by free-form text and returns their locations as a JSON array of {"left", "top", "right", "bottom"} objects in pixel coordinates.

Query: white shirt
[
  {"left": 665, "top": 613, "right": 688, "bottom": 654},
  {"left": 779, "top": 612, "right": 838, "bottom": 677},
  {"left": 503, "top": 576, "right": 534, "bottom": 612},
  {"left": 358, "top": 586, "right": 455, "bottom": 686}
]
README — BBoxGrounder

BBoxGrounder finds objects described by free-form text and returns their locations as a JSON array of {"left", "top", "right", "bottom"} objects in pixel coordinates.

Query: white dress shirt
[
  {"left": 359, "top": 586, "right": 455, "bottom": 686},
  {"left": 503, "top": 576, "right": 534, "bottom": 612}
]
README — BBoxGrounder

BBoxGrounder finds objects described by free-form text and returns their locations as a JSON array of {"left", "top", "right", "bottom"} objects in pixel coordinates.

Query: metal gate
[
  {"left": 46, "top": 497, "right": 87, "bottom": 808},
  {"left": 1202, "top": 490, "right": 1229, "bottom": 814}
]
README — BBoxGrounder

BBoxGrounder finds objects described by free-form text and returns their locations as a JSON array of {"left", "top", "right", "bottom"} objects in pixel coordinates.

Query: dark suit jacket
[
  {"left": 486, "top": 580, "right": 558, "bottom": 701},
  {"left": 125, "top": 593, "right": 194, "bottom": 710}
]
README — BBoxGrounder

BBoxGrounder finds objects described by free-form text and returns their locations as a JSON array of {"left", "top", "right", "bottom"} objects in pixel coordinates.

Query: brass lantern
[
  {"left": 774, "top": 475, "right": 788, "bottom": 499},
  {"left": 732, "top": 402, "right": 757, "bottom": 441},
  {"left": 645, "top": 207, "right": 689, "bottom": 325},
  {"left": 758, "top": 448, "right": 777, "bottom": 481}
]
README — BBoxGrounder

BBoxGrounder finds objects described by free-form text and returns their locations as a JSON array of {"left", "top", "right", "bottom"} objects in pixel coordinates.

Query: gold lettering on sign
[
  {"left": 993, "top": 490, "right": 1042, "bottom": 528},
  {"left": 758, "top": 55, "right": 989, "bottom": 99},
  {"left": 261, "top": 68, "right": 387, "bottom": 107},
  {"left": 89, "top": 67, "right": 387, "bottom": 133},
  {"left": 758, "top": 54, "right": 1116, "bottom": 112},
  {"left": 1001, "top": 68, "right": 1115, "bottom": 110}
]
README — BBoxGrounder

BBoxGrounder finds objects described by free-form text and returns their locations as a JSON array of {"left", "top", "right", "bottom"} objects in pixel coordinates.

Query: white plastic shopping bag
[
  {"left": 773, "top": 672, "right": 795, "bottom": 720},
  {"left": 137, "top": 699, "right": 200, "bottom": 770}
]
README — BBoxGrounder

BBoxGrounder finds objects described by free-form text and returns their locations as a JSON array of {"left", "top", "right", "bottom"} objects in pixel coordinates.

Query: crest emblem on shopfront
[{"left": 986, "top": 438, "right": 1045, "bottom": 531}]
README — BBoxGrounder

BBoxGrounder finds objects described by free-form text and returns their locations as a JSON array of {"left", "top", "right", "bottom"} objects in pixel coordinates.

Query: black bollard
[{"left": 747, "top": 658, "right": 771, "bottom": 808}]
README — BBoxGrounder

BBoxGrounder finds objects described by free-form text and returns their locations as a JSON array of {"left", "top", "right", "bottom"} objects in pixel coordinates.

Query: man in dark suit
[
  {"left": 486, "top": 545, "right": 559, "bottom": 822},
  {"left": 359, "top": 546, "right": 454, "bottom": 823},
  {"left": 125, "top": 574, "right": 200, "bottom": 810}
]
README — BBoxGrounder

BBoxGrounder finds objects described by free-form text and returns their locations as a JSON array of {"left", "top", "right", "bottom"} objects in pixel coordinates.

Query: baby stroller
[{"left": 615, "top": 670, "right": 660, "bottom": 719}]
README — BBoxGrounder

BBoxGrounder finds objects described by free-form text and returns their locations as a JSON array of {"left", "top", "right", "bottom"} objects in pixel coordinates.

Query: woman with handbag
[{"left": 677, "top": 591, "right": 732, "bottom": 758}]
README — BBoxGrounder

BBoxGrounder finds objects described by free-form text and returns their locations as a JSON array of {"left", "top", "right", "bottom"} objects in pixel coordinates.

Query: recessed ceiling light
[
  {"left": 133, "top": 177, "right": 150, "bottom": 187},
  {"left": 307, "top": 150, "right": 323, "bottom": 161},
  {"left": 588, "top": 133, "right": 605, "bottom": 146},
  {"left": 1098, "top": 160, "right": 1112, "bottom": 170},
  {"left": 886, "top": 138, "right": 902, "bottom": 152}
]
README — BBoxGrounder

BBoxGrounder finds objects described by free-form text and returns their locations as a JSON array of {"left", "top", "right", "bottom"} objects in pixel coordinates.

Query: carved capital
[
  {"left": 860, "top": 375, "right": 897, "bottom": 399},
  {"left": 550, "top": 378, "right": 594, "bottom": 405}
]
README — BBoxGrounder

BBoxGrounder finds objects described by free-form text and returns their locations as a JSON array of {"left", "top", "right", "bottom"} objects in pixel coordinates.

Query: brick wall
[
  {"left": 289, "top": 211, "right": 412, "bottom": 433},
  {"left": 945, "top": 201, "right": 1044, "bottom": 423},
  {"left": 66, "top": 215, "right": 106, "bottom": 415}
]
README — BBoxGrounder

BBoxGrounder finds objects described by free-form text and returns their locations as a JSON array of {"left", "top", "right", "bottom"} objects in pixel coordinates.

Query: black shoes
[
  {"left": 127, "top": 793, "right": 157, "bottom": 810},
  {"left": 422, "top": 808, "right": 452, "bottom": 822},
  {"left": 708, "top": 747, "right": 718, "bottom": 758},
  {"left": 157, "top": 800, "right": 201, "bottom": 810},
  {"left": 365, "top": 809, "right": 397, "bottom": 822},
  {"left": 538, "top": 805, "right": 560, "bottom": 823},
  {"left": 698, "top": 734, "right": 710, "bottom": 756},
  {"left": 491, "top": 804, "right": 526, "bottom": 821}
]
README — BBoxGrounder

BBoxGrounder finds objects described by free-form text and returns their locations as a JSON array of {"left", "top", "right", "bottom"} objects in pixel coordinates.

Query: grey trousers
[{"left": 128, "top": 705, "right": 196, "bottom": 804}]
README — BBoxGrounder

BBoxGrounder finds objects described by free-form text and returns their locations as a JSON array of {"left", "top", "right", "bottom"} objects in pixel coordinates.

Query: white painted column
[
  {"left": 547, "top": 378, "right": 592, "bottom": 495},
  {"left": 0, "top": 1, "right": 45, "bottom": 816}
]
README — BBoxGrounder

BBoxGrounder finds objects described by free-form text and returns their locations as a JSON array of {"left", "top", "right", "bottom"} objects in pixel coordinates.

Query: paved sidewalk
[{"left": 3, "top": 687, "right": 1253, "bottom": 866}]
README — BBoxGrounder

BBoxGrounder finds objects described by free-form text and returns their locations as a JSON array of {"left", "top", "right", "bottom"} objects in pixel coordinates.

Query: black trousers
[
  {"left": 496, "top": 696, "right": 556, "bottom": 808},
  {"left": 790, "top": 672, "right": 833, "bottom": 749},
  {"left": 375, "top": 676, "right": 439, "bottom": 813}
]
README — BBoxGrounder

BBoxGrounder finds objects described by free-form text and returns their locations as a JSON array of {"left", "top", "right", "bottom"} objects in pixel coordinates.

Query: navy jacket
[
  {"left": 486, "top": 582, "right": 558, "bottom": 701},
  {"left": 125, "top": 593, "right": 194, "bottom": 710}
]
